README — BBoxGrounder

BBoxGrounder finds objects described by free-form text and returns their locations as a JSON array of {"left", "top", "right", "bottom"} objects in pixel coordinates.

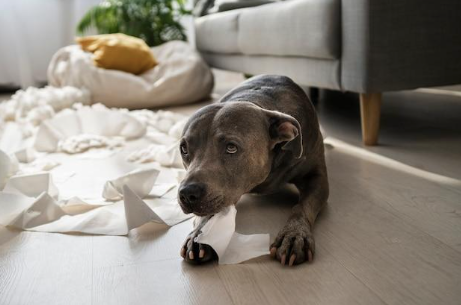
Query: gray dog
[{"left": 178, "top": 75, "right": 329, "bottom": 266}]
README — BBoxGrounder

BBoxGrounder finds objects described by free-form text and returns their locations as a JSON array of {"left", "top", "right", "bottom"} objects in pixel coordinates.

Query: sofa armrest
[{"left": 341, "top": 0, "right": 461, "bottom": 93}]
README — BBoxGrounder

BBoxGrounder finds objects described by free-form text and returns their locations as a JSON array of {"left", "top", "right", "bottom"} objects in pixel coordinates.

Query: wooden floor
[{"left": 1, "top": 71, "right": 460, "bottom": 305}]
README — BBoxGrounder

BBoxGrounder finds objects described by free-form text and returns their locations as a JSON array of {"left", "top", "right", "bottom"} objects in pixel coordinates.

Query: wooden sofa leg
[{"left": 359, "top": 93, "right": 382, "bottom": 145}]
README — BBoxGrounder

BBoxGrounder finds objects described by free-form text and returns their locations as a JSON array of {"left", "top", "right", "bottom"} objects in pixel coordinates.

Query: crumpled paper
[
  {"left": 127, "top": 143, "right": 183, "bottom": 168},
  {"left": 0, "top": 97, "right": 271, "bottom": 264},
  {"left": 34, "top": 105, "right": 146, "bottom": 153},
  {"left": 14, "top": 147, "right": 36, "bottom": 163},
  {"left": 0, "top": 121, "right": 30, "bottom": 154},
  {"left": 0, "top": 86, "right": 91, "bottom": 124},
  {"left": 0, "top": 152, "right": 270, "bottom": 263},
  {"left": 102, "top": 168, "right": 159, "bottom": 201},
  {"left": 4, "top": 172, "right": 59, "bottom": 199},
  {"left": 196, "top": 205, "right": 270, "bottom": 264},
  {"left": 58, "top": 134, "right": 125, "bottom": 154},
  {"left": 130, "top": 109, "right": 187, "bottom": 136},
  {"left": 0, "top": 150, "right": 18, "bottom": 189},
  {"left": 0, "top": 169, "right": 191, "bottom": 235}
]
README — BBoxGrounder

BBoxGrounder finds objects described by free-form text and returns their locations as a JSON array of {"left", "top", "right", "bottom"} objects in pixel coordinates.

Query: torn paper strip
[
  {"left": 14, "top": 147, "right": 36, "bottom": 163},
  {"left": 8, "top": 192, "right": 66, "bottom": 229},
  {"left": 0, "top": 186, "right": 190, "bottom": 235},
  {"left": 0, "top": 150, "right": 19, "bottom": 189},
  {"left": 58, "top": 134, "right": 125, "bottom": 154},
  {"left": 0, "top": 122, "right": 27, "bottom": 154},
  {"left": 4, "top": 172, "right": 59, "bottom": 199},
  {"left": 103, "top": 168, "right": 159, "bottom": 201},
  {"left": 1, "top": 91, "right": 271, "bottom": 264},
  {"left": 143, "top": 195, "right": 191, "bottom": 226},
  {"left": 34, "top": 104, "right": 146, "bottom": 153},
  {"left": 195, "top": 205, "right": 270, "bottom": 264},
  {"left": 51, "top": 156, "right": 140, "bottom": 202},
  {"left": 18, "top": 158, "right": 61, "bottom": 175},
  {"left": 123, "top": 185, "right": 166, "bottom": 230},
  {"left": 0, "top": 169, "right": 191, "bottom": 235},
  {"left": 127, "top": 142, "right": 183, "bottom": 168},
  {"left": 130, "top": 109, "right": 186, "bottom": 135},
  {"left": 0, "top": 86, "right": 90, "bottom": 124}
]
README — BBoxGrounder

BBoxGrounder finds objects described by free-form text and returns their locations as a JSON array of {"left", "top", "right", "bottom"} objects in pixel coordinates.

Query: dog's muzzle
[{"left": 178, "top": 182, "right": 207, "bottom": 213}]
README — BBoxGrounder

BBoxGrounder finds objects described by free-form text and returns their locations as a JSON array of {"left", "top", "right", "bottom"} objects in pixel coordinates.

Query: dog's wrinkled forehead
[
  {"left": 183, "top": 102, "right": 264, "bottom": 139},
  {"left": 182, "top": 104, "right": 221, "bottom": 138},
  {"left": 212, "top": 102, "right": 264, "bottom": 134}
]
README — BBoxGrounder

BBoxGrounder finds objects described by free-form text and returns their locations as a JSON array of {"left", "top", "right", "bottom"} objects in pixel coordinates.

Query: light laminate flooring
[{"left": 1, "top": 70, "right": 460, "bottom": 305}]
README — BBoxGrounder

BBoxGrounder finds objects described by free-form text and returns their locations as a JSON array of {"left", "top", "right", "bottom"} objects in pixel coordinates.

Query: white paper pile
[
  {"left": 0, "top": 86, "right": 91, "bottom": 125},
  {"left": 0, "top": 164, "right": 190, "bottom": 235},
  {"left": 34, "top": 104, "right": 146, "bottom": 153},
  {"left": 0, "top": 86, "right": 270, "bottom": 264}
]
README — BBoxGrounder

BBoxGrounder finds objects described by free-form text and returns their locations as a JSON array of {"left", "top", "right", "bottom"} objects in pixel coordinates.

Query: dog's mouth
[
  {"left": 191, "top": 210, "right": 215, "bottom": 217},
  {"left": 178, "top": 195, "right": 224, "bottom": 216}
]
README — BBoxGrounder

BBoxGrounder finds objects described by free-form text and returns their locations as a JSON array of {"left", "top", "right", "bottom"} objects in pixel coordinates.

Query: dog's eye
[
  {"left": 180, "top": 144, "right": 188, "bottom": 155},
  {"left": 226, "top": 143, "right": 238, "bottom": 154}
]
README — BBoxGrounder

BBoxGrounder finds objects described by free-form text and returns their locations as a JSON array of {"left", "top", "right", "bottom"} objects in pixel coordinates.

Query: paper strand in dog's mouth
[{"left": 195, "top": 206, "right": 270, "bottom": 264}]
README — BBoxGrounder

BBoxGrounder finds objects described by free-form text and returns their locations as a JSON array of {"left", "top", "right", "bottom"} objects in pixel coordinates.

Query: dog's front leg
[
  {"left": 270, "top": 167, "right": 329, "bottom": 266},
  {"left": 180, "top": 215, "right": 217, "bottom": 264}
]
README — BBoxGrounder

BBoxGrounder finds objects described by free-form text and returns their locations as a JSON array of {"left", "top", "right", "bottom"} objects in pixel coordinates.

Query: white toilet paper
[
  {"left": 196, "top": 205, "right": 270, "bottom": 264},
  {"left": 0, "top": 99, "right": 271, "bottom": 264}
]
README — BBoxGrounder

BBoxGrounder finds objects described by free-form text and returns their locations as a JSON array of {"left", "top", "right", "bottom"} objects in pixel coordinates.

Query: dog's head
[{"left": 177, "top": 102, "right": 302, "bottom": 216}]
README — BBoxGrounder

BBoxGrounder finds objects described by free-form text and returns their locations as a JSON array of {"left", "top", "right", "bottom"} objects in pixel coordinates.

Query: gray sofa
[{"left": 194, "top": 0, "right": 461, "bottom": 145}]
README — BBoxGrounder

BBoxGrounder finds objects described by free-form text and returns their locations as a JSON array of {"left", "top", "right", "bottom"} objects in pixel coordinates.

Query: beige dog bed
[{"left": 48, "top": 41, "right": 214, "bottom": 109}]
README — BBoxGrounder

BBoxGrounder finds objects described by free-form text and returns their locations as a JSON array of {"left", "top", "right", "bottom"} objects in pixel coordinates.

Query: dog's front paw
[
  {"left": 270, "top": 215, "right": 315, "bottom": 266},
  {"left": 180, "top": 230, "right": 217, "bottom": 264}
]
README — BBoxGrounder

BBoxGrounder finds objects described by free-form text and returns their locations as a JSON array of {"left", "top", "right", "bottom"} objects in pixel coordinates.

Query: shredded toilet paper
[
  {"left": 0, "top": 168, "right": 191, "bottom": 235},
  {"left": 0, "top": 86, "right": 270, "bottom": 264},
  {"left": 14, "top": 147, "right": 36, "bottom": 163},
  {"left": 195, "top": 206, "right": 270, "bottom": 264},
  {"left": 0, "top": 150, "right": 19, "bottom": 189},
  {"left": 102, "top": 169, "right": 159, "bottom": 201},
  {"left": 58, "top": 134, "right": 125, "bottom": 154},
  {"left": 34, "top": 104, "right": 146, "bottom": 153},
  {"left": 4, "top": 172, "right": 59, "bottom": 199},
  {"left": 130, "top": 109, "right": 187, "bottom": 135},
  {"left": 0, "top": 86, "right": 91, "bottom": 124},
  {"left": 18, "top": 159, "right": 61, "bottom": 175},
  {"left": 127, "top": 143, "right": 183, "bottom": 168}
]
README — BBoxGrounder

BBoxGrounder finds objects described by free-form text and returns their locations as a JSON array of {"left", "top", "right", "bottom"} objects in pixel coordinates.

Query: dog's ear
[{"left": 263, "top": 109, "right": 303, "bottom": 158}]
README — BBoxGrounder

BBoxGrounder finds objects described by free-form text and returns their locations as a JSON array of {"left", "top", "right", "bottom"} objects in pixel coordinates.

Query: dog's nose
[{"left": 179, "top": 182, "right": 206, "bottom": 205}]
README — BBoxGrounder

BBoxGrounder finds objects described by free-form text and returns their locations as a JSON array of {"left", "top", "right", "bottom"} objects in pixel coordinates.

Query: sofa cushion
[
  {"left": 195, "top": 0, "right": 340, "bottom": 60},
  {"left": 195, "top": 10, "right": 240, "bottom": 54},
  {"left": 239, "top": 0, "right": 340, "bottom": 59}
]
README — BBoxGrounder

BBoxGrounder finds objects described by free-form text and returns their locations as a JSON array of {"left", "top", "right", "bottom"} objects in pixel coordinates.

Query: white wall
[
  {"left": 0, "top": 0, "right": 196, "bottom": 89},
  {"left": 0, "top": 0, "right": 102, "bottom": 88}
]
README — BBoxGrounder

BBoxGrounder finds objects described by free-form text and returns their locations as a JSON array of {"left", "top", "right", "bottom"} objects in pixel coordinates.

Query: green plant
[{"left": 77, "top": 0, "right": 191, "bottom": 47}]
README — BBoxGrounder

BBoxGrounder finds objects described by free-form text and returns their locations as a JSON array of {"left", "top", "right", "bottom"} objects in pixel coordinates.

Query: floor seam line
[
  {"left": 332, "top": 176, "right": 461, "bottom": 257},
  {"left": 319, "top": 244, "right": 391, "bottom": 305}
]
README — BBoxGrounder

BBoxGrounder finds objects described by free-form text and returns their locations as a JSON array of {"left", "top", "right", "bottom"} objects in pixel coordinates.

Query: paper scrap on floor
[
  {"left": 195, "top": 205, "right": 270, "bottom": 264},
  {"left": 0, "top": 86, "right": 269, "bottom": 264}
]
